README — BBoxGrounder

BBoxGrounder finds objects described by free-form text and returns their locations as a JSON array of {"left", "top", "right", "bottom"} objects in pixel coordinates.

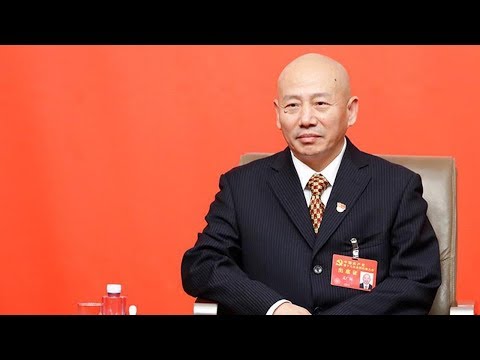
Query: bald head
[
  {"left": 273, "top": 52, "right": 359, "bottom": 172},
  {"left": 277, "top": 53, "right": 351, "bottom": 100}
]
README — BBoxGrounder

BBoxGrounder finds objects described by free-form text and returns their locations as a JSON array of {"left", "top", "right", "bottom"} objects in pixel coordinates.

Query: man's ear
[
  {"left": 273, "top": 99, "right": 281, "bottom": 129},
  {"left": 346, "top": 96, "right": 359, "bottom": 127}
]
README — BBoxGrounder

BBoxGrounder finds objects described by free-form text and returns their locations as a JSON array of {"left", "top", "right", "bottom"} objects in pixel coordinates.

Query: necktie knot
[
  {"left": 307, "top": 174, "right": 330, "bottom": 234},
  {"left": 307, "top": 173, "right": 329, "bottom": 195}
]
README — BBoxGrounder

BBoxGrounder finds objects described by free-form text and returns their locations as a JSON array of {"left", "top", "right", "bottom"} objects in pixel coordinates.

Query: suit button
[{"left": 313, "top": 265, "right": 323, "bottom": 274}]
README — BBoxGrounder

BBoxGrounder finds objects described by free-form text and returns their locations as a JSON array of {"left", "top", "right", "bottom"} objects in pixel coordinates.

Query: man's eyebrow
[{"left": 282, "top": 92, "right": 330, "bottom": 102}]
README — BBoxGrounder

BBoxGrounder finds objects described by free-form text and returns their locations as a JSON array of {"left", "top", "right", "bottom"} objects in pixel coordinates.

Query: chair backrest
[{"left": 239, "top": 153, "right": 457, "bottom": 315}]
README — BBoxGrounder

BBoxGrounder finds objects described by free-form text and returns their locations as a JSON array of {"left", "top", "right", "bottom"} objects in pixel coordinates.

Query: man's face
[
  {"left": 363, "top": 273, "right": 371, "bottom": 285},
  {"left": 274, "top": 67, "right": 356, "bottom": 167}
]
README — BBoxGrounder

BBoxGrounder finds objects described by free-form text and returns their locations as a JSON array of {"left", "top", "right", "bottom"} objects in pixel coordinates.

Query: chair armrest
[
  {"left": 450, "top": 301, "right": 475, "bottom": 315},
  {"left": 193, "top": 298, "right": 218, "bottom": 315}
]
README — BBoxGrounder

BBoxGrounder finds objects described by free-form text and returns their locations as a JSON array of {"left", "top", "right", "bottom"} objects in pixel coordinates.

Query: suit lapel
[
  {"left": 313, "top": 140, "right": 371, "bottom": 255},
  {"left": 267, "top": 149, "right": 316, "bottom": 248}
]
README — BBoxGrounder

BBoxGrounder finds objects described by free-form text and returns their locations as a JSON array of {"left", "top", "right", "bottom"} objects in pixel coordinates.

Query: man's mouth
[{"left": 297, "top": 133, "right": 321, "bottom": 143}]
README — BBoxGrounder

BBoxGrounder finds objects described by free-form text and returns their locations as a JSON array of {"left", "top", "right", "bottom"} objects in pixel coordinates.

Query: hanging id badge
[{"left": 330, "top": 238, "right": 378, "bottom": 291}]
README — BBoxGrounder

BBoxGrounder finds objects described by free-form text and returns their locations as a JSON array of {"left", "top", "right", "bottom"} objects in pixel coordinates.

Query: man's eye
[{"left": 282, "top": 103, "right": 300, "bottom": 114}]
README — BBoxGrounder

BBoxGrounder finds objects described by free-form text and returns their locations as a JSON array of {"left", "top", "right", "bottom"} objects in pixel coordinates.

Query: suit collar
[
  {"left": 313, "top": 138, "right": 371, "bottom": 253},
  {"left": 267, "top": 138, "right": 371, "bottom": 250},
  {"left": 268, "top": 148, "right": 317, "bottom": 248}
]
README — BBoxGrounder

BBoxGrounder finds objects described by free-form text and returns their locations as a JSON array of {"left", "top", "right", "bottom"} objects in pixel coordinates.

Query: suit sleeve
[
  {"left": 320, "top": 172, "right": 442, "bottom": 315},
  {"left": 181, "top": 173, "right": 284, "bottom": 314}
]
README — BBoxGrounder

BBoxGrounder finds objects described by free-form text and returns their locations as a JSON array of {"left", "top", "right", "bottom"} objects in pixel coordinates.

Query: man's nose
[{"left": 298, "top": 105, "right": 317, "bottom": 127}]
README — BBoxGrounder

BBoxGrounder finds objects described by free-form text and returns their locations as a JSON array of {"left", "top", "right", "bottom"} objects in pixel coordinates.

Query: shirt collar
[{"left": 291, "top": 137, "right": 347, "bottom": 191}]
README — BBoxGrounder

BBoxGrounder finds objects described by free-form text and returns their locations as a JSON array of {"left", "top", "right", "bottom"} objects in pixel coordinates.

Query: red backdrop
[{"left": 0, "top": 45, "right": 478, "bottom": 314}]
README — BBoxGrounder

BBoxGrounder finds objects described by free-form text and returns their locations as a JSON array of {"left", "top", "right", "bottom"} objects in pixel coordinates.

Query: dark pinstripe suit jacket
[{"left": 181, "top": 138, "right": 441, "bottom": 314}]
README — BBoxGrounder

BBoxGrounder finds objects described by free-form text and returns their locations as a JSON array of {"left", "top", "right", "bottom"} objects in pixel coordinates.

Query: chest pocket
[{"left": 340, "top": 229, "right": 387, "bottom": 254}]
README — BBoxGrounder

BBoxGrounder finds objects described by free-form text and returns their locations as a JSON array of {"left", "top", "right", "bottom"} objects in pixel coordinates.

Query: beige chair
[{"left": 193, "top": 153, "right": 474, "bottom": 315}]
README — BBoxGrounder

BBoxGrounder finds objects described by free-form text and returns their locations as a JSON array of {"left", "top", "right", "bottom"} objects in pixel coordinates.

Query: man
[
  {"left": 360, "top": 273, "right": 373, "bottom": 290},
  {"left": 181, "top": 53, "right": 441, "bottom": 315}
]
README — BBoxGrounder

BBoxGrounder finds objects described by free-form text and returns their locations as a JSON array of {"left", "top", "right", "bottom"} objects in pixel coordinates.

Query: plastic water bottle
[{"left": 101, "top": 283, "right": 127, "bottom": 315}]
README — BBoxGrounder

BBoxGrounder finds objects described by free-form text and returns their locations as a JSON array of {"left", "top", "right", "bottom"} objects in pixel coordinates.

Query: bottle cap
[
  {"left": 106, "top": 283, "right": 122, "bottom": 294},
  {"left": 128, "top": 305, "right": 137, "bottom": 315}
]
